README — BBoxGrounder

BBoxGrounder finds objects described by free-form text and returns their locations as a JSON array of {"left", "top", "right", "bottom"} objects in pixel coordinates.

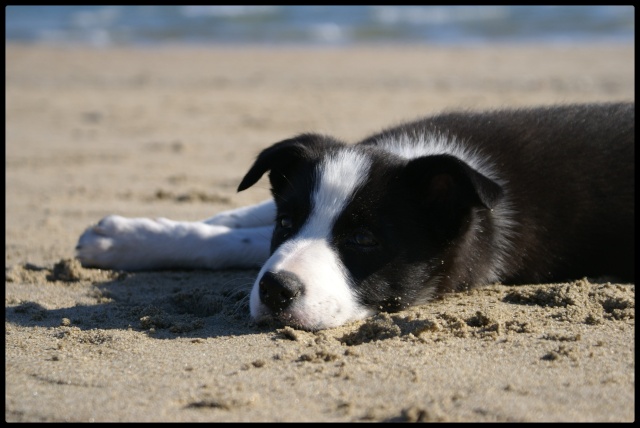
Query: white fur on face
[{"left": 250, "top": 149, "right": 374, "bottom": 330}]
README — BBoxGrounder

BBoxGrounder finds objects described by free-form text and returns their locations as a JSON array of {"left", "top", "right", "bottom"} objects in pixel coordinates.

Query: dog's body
[{"left": 77, "top": 103, "right": 634, "bottom": 330}]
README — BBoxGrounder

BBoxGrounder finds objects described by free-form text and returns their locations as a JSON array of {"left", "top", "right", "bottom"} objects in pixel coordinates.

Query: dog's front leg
[
  {"left": 201, "top": 199, "right": 275, "bottom": 228},
  {"left": 76, "top": 215, "right": 272, "bottom": 271}
]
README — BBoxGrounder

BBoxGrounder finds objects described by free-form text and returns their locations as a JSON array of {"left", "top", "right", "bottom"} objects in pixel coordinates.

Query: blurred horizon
[{"left": 5, "top": 5, "right": 634, "bottom": 48}]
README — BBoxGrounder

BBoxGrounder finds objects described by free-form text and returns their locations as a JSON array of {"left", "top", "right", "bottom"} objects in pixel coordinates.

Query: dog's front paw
[
  {"left": 76, "top": 214, "right": 269, "bottom": 271},
  {"left": 75, "top": 215, "right": 167, "bottom": 270}
]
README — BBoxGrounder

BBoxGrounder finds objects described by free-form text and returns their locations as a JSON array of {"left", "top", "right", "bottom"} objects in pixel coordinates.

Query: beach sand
[{"left": 5, "top": 43, "right": 634, "bottom": 422}]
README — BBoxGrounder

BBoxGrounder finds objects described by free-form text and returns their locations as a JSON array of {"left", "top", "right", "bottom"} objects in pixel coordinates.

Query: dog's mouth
[
  {"left": 251, "top": 312, "right": 308, "bottom": 332},
  {"left": 252, "top": 303, "right": 346, "bottom": 331},
  {"left": 263, "top": 308, "right": 319, "bottom": 331}
]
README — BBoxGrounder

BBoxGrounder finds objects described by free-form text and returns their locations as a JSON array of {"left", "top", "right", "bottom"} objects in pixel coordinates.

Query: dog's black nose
[{"left": 259, "top": 271, "right": 303, "bottom": 314}]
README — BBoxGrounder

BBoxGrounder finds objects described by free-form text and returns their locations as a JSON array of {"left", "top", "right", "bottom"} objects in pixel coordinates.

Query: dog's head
[{"left": 238, "top": 134, "right": 502, "bottom": 330}]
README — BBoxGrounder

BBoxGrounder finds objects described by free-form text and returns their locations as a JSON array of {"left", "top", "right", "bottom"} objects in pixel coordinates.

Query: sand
[{"left": 5, "top": 43, "right": 634, "bottom": 422}]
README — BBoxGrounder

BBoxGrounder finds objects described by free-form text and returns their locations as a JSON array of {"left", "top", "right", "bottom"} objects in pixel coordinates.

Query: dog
[{"left": 76, "top": 103, "right": 634, "bottom": 331}]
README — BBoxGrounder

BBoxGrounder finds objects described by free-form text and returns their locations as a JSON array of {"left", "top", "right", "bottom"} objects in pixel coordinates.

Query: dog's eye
[
  {"left": 350, "top": 230, "right": 378, "bottom": 248},
  {"left": 277, "top": 215, "right": 293, "bottom": 229}
]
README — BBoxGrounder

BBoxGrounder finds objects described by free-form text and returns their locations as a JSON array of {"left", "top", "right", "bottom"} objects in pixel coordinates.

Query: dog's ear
[
  {"left": 402, "top": 154, "right": 503, "bottom": 210},
  {"left": 237, "top": 133, "right": 342, "bottom": 192}
]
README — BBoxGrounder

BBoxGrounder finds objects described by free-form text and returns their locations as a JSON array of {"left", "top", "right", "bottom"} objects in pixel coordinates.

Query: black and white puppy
[{"left": 76, "top": 103, "right": 635, "bottom": 331}]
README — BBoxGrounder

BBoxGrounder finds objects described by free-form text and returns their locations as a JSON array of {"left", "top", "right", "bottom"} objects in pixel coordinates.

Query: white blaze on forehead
[
  {"left": 306, "top": 148, "right": 373, "bottom": 237},
  {"left": 250, "top": 148, "right": 374, "bottom": 330}
]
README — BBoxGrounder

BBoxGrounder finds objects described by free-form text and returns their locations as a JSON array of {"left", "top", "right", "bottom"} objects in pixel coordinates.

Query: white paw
[{"left": 75, "top": 215, "right": 174, "bottom": 271}]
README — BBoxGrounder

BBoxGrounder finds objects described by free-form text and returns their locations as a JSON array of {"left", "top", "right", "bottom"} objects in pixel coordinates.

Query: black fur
[{"left": 240, "top": 103, "right": 634, "bottom": 314}]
